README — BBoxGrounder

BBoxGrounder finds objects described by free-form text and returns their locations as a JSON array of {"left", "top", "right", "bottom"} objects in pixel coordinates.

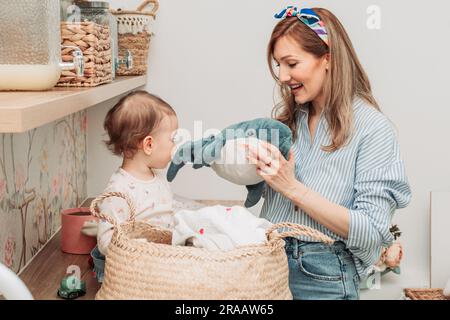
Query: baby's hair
[{"left": 103, "top": 90, "right": 176, "bottom": 158}]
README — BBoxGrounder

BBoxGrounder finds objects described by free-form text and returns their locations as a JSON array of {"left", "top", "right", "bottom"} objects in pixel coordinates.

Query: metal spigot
[
  {"left": 116, "top": 49, "right": 133, "bottom": 71},
  {"left": 60, "top": 46, "right": 84, "bottom": 77}
]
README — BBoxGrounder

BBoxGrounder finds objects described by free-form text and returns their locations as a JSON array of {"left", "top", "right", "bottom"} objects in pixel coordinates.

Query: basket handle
[
  {"left": 90, "top": 191, "right": 137, "bottom": 227},
  {"left": 136, "top": 0, "right": 159, "bottom": 16},
  {"left": 266, "top": 222, "right": 335, "bottom": 245}
]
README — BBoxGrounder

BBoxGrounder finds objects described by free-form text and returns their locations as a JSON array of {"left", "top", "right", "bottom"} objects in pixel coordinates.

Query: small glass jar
[{"left": 75, "top": 1, "right": 115, "bottom": 79}]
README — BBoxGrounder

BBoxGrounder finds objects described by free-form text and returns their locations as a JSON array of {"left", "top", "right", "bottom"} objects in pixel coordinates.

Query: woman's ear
[
  {"left": 142, "top": 135, "right": 154, "bottom": 155},
  {"left": 325, "top": 53, "right": 331, "bottom": 71}
]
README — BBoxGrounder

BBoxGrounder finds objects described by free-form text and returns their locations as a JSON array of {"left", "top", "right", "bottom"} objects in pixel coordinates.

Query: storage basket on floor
[
  {"left": 90, "top": 192, "right": 335, "bottom": 300},
  {"left": 404, "top": 288, "right": 449, "bottom": 300},
  {"left": 111, "top": 0, "right": 159, "bottom": 75}
]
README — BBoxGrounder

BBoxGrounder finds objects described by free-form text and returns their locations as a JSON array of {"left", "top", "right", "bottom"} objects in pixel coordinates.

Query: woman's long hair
[{"left": 268, "top": 8, "right": 379, "bottom": 151}]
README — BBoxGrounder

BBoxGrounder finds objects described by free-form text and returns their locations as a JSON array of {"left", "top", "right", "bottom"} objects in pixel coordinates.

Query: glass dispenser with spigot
[{"left": 0, "top": 0, "right": 84, "bottom": 91}]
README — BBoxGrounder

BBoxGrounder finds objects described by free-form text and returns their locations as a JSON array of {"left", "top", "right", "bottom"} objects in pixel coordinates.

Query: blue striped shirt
[{"left": 260, "top": 97, "right": 412, "bottom": 278}]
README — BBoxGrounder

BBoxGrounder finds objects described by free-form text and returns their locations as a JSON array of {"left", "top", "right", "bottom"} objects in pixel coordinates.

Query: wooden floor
[
  {"left": 17, "top": 199, "right": 244, "bottom": 300},
  {"left": 19, "top": 230, "right": 101, "bottom": 300}
]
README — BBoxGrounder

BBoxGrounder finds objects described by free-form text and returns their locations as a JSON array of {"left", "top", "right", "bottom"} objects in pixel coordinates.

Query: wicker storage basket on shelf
[
  {"left": 111, "top": 0, "right": 159, "bottom": 76},
  {"left": 90, "top": 192, "right": 335, "bottom": 300},
  {"left": 404, "top": 288, "right": 450, "bottom": 300}
]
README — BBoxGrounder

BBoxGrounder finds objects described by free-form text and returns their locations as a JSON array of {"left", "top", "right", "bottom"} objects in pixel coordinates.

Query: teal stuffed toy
[{"left": 167, "top": 118, "right": 293, "bottom": 207}]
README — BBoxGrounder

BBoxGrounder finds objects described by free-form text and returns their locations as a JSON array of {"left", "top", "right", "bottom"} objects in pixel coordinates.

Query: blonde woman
[{"left": 247, "top": 7, "right": 411, "bottom": 300}]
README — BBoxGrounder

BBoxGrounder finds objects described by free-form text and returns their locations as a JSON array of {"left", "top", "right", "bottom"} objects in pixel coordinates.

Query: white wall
[
  {"left": 430, "top": 191, "right": 450, "bottom": 288},
  {"left": 88, "top": 0, "right": 450, "bottom": 299}
]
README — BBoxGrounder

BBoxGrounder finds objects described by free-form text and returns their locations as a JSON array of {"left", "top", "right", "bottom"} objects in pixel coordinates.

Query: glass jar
[
  {"left": 0, "top": 0, "right": 62, "bottom": 90},
  {"left": 75, "top": 1, "right": 115, "bottom": 80}
]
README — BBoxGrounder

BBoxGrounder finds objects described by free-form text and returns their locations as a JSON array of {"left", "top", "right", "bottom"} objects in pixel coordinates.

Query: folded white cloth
[{"left": 172, "top": 205, "right": 272, "bottom": 250}]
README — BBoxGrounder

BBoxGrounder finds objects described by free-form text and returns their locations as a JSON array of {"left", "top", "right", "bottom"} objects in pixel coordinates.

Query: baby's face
[{"left": 149, "top": 115, "right": 179, "bottom": 169}]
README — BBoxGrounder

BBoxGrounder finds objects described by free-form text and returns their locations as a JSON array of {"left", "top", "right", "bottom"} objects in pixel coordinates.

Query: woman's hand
[
  {"left": 246, "top": 140, "right": 298, "bottom": 199},
  {"left": 246, "top": 140, "right": 350, "bottom": 238}
]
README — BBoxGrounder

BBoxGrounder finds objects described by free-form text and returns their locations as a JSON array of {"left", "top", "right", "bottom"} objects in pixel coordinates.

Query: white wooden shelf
[{"left": 0, "top": 76, "right": 146, "bottom": 133}]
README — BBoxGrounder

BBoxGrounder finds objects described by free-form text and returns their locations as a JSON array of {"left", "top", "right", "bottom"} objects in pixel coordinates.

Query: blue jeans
[
  {"left": 285, "top": 237, "right": 360, "bottom": 300},
  {"left": 90, "top": 245, "right": 105, "bottom": 283}
]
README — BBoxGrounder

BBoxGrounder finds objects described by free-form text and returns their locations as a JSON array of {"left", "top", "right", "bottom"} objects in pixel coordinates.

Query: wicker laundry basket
[
  {"left": 404, "top": 288, "right": 450, "bottom": 300},
  {"left": 111, "top": 0, "right": 159, "bottom": 75},
  {"left": 90, "top": 192, "right": 335, "bottom": 300}
]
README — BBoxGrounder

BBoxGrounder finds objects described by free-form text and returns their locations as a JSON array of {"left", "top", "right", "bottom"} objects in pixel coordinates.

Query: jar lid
[{"left": 76, "top": 1, "right": 109, "bottom": 9}]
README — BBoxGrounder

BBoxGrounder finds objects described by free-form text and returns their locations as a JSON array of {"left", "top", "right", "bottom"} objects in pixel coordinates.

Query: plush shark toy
[{"left": 167, "top": 118, "right": 293, "bottom": 207}]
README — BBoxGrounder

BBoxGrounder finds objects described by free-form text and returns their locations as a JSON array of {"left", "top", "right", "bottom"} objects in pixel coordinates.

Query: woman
[{"left": 247, "top": 7, "right": 411, "bottom": 300}]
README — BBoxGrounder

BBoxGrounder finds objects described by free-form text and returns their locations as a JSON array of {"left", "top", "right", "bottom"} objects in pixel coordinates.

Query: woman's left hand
[{"left": 246, "top": 141, "right": 298, "bottom": 198}]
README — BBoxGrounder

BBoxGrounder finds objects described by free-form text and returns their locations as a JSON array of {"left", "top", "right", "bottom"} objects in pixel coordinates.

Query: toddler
[{"left": 91, "top": 90, "right": 179, "bottom": 281}]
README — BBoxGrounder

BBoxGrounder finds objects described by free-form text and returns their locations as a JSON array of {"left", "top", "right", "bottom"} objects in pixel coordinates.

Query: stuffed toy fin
[{"left": 245, "top": 182, "right": 266, "bottom": 208}]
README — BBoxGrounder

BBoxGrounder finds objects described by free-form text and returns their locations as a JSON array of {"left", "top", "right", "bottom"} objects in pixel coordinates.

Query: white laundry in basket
[{"left": 172, "top": 205, "right": 272, "bottom": 250}]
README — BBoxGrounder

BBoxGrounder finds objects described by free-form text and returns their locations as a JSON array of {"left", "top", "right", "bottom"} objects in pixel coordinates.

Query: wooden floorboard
[{"left": 19, "top": 231, "right": 100, "bottom": 300}]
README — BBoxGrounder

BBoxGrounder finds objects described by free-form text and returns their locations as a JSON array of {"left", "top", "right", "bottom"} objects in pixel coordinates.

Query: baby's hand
[{"left": 81, "top": 220, "right": 99, "bottom": 237}]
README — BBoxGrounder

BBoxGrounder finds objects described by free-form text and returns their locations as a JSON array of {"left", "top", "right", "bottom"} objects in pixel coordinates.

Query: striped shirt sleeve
[{"left": 346, "top": 117, "right": 412, "bottom": 267}]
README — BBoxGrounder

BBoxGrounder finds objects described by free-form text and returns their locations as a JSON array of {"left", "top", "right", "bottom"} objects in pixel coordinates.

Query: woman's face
[{"left": 273, "top": 36, "right": 329, "bottom": 107}]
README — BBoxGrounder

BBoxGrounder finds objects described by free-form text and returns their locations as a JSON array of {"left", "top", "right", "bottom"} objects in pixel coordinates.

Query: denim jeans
[
  {"left": 285, "top": 237, "right": 360, "bottom": 300},
  {"left": 90, "top": 245, "right": 105, "bottom": 283}
]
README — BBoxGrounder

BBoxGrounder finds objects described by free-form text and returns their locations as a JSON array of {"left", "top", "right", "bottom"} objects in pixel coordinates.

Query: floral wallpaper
[{"left": 0, "top": 111, "right": 87, "bottom": 273}]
